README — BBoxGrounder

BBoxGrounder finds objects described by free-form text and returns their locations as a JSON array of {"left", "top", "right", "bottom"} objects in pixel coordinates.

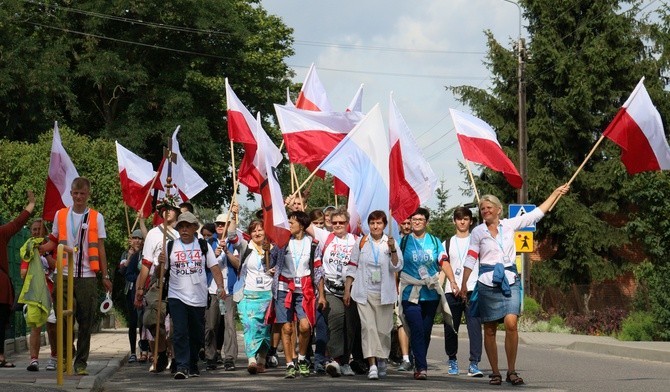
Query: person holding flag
[{"left": 460, "top": 184, "right": 569, "bottom": 386}]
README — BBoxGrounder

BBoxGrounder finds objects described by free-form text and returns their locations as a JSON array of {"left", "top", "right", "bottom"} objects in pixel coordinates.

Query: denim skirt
[{"left": 477, "top": 282, "right": 521, "bottom": 323}]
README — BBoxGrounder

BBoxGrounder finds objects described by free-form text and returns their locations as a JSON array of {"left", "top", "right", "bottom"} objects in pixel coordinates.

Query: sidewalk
[
  {"left": 1, "top": 329, "right": 128, "bottom": 392},
  {"left": 3, "top": 326, "right": 670, "bottom": 391}
]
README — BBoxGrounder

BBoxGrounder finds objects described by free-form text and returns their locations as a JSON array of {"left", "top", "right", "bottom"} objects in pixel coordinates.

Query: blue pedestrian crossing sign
[{"left": 508, "top": 204, "right": 536, "bottom": 232}]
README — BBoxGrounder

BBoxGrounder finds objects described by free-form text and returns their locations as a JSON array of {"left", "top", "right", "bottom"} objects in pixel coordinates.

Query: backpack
[{"left": 163, "top": 237, "right": 210, "bottom": 297}]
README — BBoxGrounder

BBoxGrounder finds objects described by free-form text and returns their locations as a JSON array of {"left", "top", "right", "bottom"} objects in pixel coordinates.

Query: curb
[
  {"left": 566, "top": 342, "right": 670, "bottom": 364},
  {"left": 79, "top": 354, "right": 128, "bottom": 391}
]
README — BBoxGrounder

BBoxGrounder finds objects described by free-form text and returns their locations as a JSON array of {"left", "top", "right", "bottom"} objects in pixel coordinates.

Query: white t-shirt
[
  {"left": 279, "top": 236, "right": 312, "bottom": 293},
  {"left": 142, "top": 225, "right": 179, "bottom": 276},
  {"left": 167, "top": 238, "right": 218, "bottom": 307},
  {"left": 313, "top": 227, "right": 356, "bottom": 289},
  {"left": 243, "top": 246, "right": 273, "bottom": 292},
  {"left": 51, "top": 209, "right": 106, "bottom": 278},
  {"left": 444, "top": 235, "right": 478, "bottom": 292}
]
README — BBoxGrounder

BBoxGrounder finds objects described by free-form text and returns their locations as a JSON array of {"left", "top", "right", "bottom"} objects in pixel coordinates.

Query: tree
[
  {"left": 450, "top": 0, "right": 670, "bottom": 313},
  {"left": 0, "top": 0, "right": 295, "bottom": 207}
]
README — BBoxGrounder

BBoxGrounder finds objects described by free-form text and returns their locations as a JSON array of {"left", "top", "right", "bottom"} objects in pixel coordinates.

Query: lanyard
[
  {"left": 369, "top": 237, "right": 380, "bottom": 266},
  {"left": 290, "top": 237, "right": 306, "bottom": 272},
  {"left": 453, "top": 236, "right": 470, "bottom": 268},
  {"left": 179, "top": 239, "right": 197, "bottom": 271},
  {"left": 68, "top": 208, "right": 89, "bottom": 247},
  {"left": 410, "top": 234, "right": 427, "bottom": 258},
  {"left": 251, "top": 241, "right": 265, "bottom": 271}
]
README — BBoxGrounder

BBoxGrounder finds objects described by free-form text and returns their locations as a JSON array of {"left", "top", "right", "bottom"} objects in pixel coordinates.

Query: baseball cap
[
  {"left": 176, "top": 211, "right": 198, "bottom": 226},
  {"left": 131, "top": 229, "right": 144, "bottom": 239},
  {"left": 215, "top": 213, "right": 229, "bottom": 223}
]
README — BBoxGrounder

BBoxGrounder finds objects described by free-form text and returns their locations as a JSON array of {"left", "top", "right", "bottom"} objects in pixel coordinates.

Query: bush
[
  {"left": 523, "top": 296, "right": 542, "bottom": 321},
  {"left": 618, "top": 311, "right": 656, "bottom": 341},
  {"left": 565, "top": 308, "right": 628, "bottom": 336}
]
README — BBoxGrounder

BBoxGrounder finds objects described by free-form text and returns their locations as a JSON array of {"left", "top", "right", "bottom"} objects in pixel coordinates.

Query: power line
[
  {"left": 294, "top": 40, "right": 486, "bottom": 55},
  {"left": 289, "top": 64, "right": 489, "bottom": 81}
]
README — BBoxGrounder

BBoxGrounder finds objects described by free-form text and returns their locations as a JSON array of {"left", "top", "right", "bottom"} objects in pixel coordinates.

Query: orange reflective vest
[{"left": 57, "top": 207, "right": 100, "bottom": 272}]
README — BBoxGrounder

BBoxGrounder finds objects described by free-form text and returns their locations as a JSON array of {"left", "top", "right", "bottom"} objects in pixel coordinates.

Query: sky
[{"left": 258, "top": 0, "right": 525, "bottom": 211}]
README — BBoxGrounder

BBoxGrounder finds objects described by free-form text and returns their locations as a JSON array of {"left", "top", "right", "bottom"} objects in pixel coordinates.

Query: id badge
[
  {"left": 370, "top": 269, "right": 381, "bottom": 283},
  {"left": 190, "top": 272, "right": 200, "bottom": 285},
  {"left": 336, "top": 264, "right": 343, "bottom": 273},
  {"left": 502, "top": 256, "right": 511, "bottom": 264},
  {"left": 256, "top": 276, "right": 264, "bottom": 288},
  {"left": 294, "top": 277, "right": 302, "bottom": 287},
  {"left": 418, "top": 265, "right": 429, "bottom": 279},
  {"left": 455, "top": 267, "right": 462, "bottom": 276}
]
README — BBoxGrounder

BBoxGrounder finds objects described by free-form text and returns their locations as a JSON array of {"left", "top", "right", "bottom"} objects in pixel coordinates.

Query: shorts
[{"left": 274, "top": 290, "right": 307, "bottom": 324}]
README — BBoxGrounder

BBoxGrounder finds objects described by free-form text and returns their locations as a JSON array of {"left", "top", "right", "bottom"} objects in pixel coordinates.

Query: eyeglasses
[
  {"left": 411, "top": 217, "right": 426, "bottom": 222},
  {"left": 331, "top": 220, "right": 347, "bottom": 225}
]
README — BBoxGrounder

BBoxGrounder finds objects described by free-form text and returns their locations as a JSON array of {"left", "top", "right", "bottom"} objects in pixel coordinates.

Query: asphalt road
[{"left": 102, "top": 335, "right": 670, "bottom": 392}]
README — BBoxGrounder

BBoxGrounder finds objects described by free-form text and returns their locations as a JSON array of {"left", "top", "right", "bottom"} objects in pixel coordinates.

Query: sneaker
[
  {"left": 75, "top": 367, "right": 89, "bottom": 376},
  {"left": 349, "top": 359, "right": 367, "bottom": 375},
  {"left": 397, "top": 360, "right": 413, "bottom": 372},
  {"left": 413, "top": 370, "right": 427, "bottom": 380},
  {"left": 190, "top": 369, "right": 200, "bottom": 377},
  {"left": 378, "top": 360, "right": 387, "bottom": 377},
  {"left": 467, "top": 362, "right": 484, "bottom": 377},
  {"left": 266, "top": 355, "right": 279, "bottom": 368},
  {"left": 368, "top": 366, "right": 379, "bottom": 380},
  {"left": 128, "top": 353, "right": 137, "bottom": 363},
  {"left": 325, "top": 361, "right": 341, "bottom": 377},
  {"left": 216, "top": 352, "right": 224, "bottom": 364},
  {"left": 448, "top": 359, "right": 459, "bottom": 375},
  {"left": 284, "top": 364, "right": 296, "bottom": 379},
  {"left": 224, "top": 360, "right": 236, "bottom": 371},
  {"left": 46, "top": 357, "right": 57, "bottom": 371},
  {"left": 174, "top": 369, "right": 188, "bottom": 379},
  {"left": 314, "top": 361, "right": 326, "bottom": 374},
  {"left": 206, "top": 360, "right": 217, "bottom": 370},
  {"left": 27, "top": 360, "right": 39, "bottom": 372},
  {"left": 340, "top": 363, "right": 355, "bottom": 376},
  {"left": 298, "top": 360, "right": 309, "bottom": 377}
]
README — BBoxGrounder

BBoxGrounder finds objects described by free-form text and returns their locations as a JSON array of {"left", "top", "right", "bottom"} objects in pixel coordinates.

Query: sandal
[
  {"left": 139, "top": 352, "right": 148, "bottom": 363},
  {"left": 506, "top": 371, "right": 525, "bottom": 386},
  {"left": 489, "top": 373, "right": 502, "bottom": 385},
  {"left": 0, "top": 360, "right": 16, "bottom": 368}
]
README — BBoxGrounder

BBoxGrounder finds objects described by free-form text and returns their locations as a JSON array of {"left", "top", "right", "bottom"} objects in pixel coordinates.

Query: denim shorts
[{"left": 274, "top": 290, "right": 306, "bottom": 323}]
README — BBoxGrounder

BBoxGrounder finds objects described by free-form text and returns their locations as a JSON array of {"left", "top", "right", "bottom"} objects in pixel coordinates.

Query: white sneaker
[
  {"left": 45, "top": 357, "right": 57, "bottom": 371},
  {"left": 340, "top": 363, "right": 355, "bottom": 376},
  {"left": 378, "top": 360, "right": 387, "bottom": 377},
  {"left": 368, "top": 365, "right": 379, "bottom": 380},
  {"left": 325, "top": 361, "right": 341, "bottom": 377}
]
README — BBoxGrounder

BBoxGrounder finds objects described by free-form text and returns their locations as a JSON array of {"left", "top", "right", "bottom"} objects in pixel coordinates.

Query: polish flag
[
  {"left": 319, "top": 105, "right": 390, "bottom": 233},
  {"left": 450, "top": 108, "right": 523, "bottom": 189},
  {"left": 346, "top": 84, "right": 364, "bottom": 113},
  {"left": 389, "top": 94, "right": 438, "bottom": 222},
  {"left": 43, "top": 122, "right": 79, "bottom": 221},
  {"left": 295, "top": 63, "right": 332, "bottom": 112},
  {"left": 602, "top": 77, "right": 670, "bottom": 173},
  {"left": 274, "top": 104, "right": 363, "bottom": 167},
  {"left": 115, "top": 141, "right": 156, "bottom": 218},
  {"left": 226, "top": 79, "right": 262, "bottom": 192},
  {"left": 155, "top": 126, "right": 208, "bottom": 202},
  {"left": 252, "top": 113, "right": 291, "bottom": 248}
]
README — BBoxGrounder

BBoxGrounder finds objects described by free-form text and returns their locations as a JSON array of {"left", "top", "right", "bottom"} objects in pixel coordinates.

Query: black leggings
[{"left": 0, "top": 303, "right": 11, "bottom": 355}]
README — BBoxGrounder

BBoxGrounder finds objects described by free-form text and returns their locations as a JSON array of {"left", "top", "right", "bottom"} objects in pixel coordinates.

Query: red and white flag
[
  {"left": 43, "top": 122, "right": 79, "bottom": 221},
  {"left": 450, "top": 108, "right": 523, "bottom": 189},
  {"left": 253, "top": 113, "right": 291, "bottom": 248},
  {"left": 155, "top": 126, "right": 208, "bottom": 202},
  {"left": 274, "top": 104, "right": 363, "bottom": 167},
  {"left": 226, "top": 79, "right": 263, "bottom": 192},
  {"left": 115, "top": 141, "right": 156, "bottom": 218},
  {"left": 389, "top": 94, "right": 438, "bottom": 222},
  {"left": 602, "top": 77, "right": 670, "bottom": 173},
  {"left": 346, "top": 84, "right": 364, "bottom": 113},
  {"left": 295, "top": 63, "right": 332, "bottom": 112}
]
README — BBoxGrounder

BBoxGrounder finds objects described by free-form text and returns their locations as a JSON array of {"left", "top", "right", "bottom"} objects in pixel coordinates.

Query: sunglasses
[
  {"left": 331, "top": 220, "right": 347, "bottom": 225},
  {"left": 216, "top": 222, "right": 227, "bottom": 226}
]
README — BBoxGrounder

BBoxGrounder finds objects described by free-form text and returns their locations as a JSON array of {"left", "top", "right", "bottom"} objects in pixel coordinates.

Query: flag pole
[
  {"left": 130, "top": 169, "right": 162, "bottom": 232},
  {"left": 290, "top": 163, "right": 296, "bottom": 194},
  {"left": 465, "top": 160, "right": 481, "bottom": 204},
  {"left": 124, "top": 205, "right": 131, "bottom": 237},
  {"left": 230, "top": 139, "right": 239, "bottom": 223},
  {"left": 152, "top": 137, "right": 175, "bottom": 371},
  {"left": 287, "top": 164, "right": 323, "bottom": 203},
  {"left": 548, "top": 134, "right": 606, "bottom": 211},
  {"left": 334, "top": 180, "right": 338, "bottom": 208}
]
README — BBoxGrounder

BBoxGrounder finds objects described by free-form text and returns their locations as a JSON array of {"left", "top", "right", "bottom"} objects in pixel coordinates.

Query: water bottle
[{"left": 218, "top": 297, "right": 226, "bottom": 315}]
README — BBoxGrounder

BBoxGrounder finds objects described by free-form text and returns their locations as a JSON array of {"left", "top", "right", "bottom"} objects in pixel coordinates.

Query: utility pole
[{"left": 517, "top": 37, "right": 530, "bottom": 293}]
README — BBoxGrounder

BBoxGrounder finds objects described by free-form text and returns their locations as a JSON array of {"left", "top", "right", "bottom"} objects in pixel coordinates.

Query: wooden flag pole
[
  {"left": 130, "top": 169, "right": 162, "bottom": 233},
  {"left": 287, "top": 164, "right": 323, "bottom": 203},
  {"left": 124, "top": 205, "right": 131, "bottom": 237},
  {"left": 334, "top": 180, "right": 338, "bottom": 209},
  {"left": 290, "top": 163, "right": 297, "bottom": 194},
  {"left": 152, "top": 137, "right": 177, "bottom": 371},
  {"left": 465, "top": 160, "right": 481, "bottom": 204},
  {"left": 230, "top": 139, "right": 239, "bottom": 224},
  {"left": 548, "top": 134, "right": 606, "bottom": 211}
]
